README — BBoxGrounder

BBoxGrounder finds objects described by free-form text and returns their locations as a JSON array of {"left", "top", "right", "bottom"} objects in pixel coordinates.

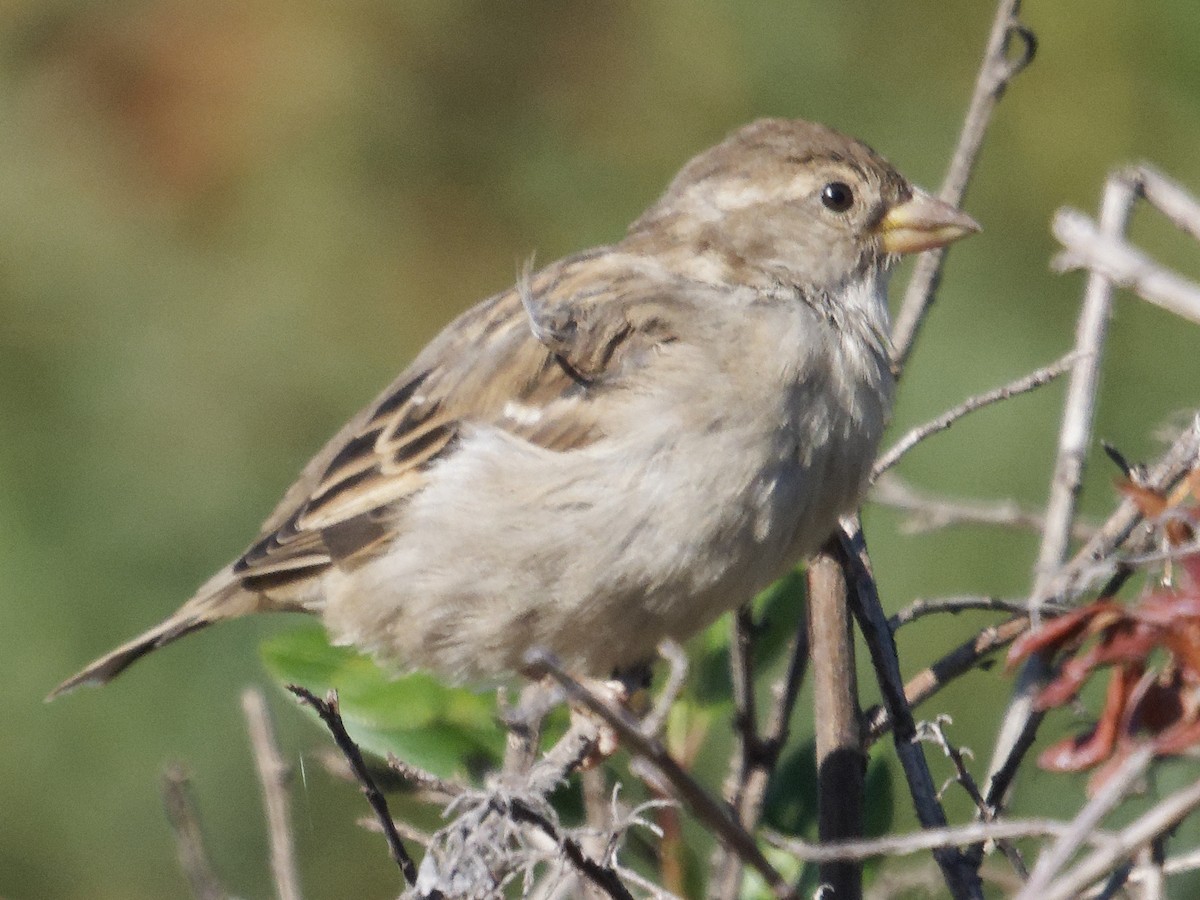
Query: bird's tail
[{"left": 47, "top": 568, "right": 259, "bottom": 701}]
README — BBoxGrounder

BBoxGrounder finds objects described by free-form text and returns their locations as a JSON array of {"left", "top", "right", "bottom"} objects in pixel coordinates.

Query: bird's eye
[{"left": 820, "top": 181, "right": 854, "bottom": 213}]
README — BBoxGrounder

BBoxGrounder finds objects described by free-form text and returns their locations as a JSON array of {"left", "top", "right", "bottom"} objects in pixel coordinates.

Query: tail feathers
[{"left": 48, "top": 572, "right": 257, "bottom": 701}]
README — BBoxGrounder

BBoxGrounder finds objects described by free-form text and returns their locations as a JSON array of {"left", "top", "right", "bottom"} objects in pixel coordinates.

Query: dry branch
[
  {"left": 872, "top": 350, "right": 1078, "bottom": 480},
  {"left": 1054, "top": 209, "right": 1200, "bottom": 326},
  {"left": 242, "top": 688, "right": 301, "bottom": 900},
  {"left": 889, "top": 0, "right": 1035, "bottom": 373},
  {"left": 872, "top": 473, "right": 1096, "bottom": 539},
  {"left": 161, "top": 765, "right": 231, "bottom": 900}
]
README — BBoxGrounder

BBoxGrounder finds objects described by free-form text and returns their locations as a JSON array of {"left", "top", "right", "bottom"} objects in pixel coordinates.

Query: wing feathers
[{"left": 227, "top": 249, "right": 681, "bottom": 587}]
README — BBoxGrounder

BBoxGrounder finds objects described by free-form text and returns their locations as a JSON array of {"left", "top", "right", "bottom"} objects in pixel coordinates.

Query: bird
[{"left": 50, "top": 118, "right": 978, "bottom": 699}]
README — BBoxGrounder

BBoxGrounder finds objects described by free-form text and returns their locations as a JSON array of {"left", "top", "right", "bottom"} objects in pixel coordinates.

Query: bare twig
[
  {"left": 1133, "top": 840, "right": 1167, "bottom": 900},
  {"left": 1132, "top": 164, "right": 1200, "bottom": 242},
  {"left": 889, "top": 595, "right": 1029, "bottom": 631},
  {"left": 763, "top": 818, "right": 1115, "bottom": 864},
  {"left": 1053, "top": 209, "right": 1200, "bottom": 326},
  {"left": 525, "top": 648, "right": 798, "bottom": 900},
  {"left": 161, "top": 765, "right": 231, "bottom": 900},
  {"left": 1033, "top": 767, "right": 1200, "bottom": 900},
  {"left": 1037, "top": 172, "right": 1138, "bottom": 596},
  {"left": 359, "top": 815, "right": 435, "bottom": 848},
  {"left": 387, "top": 754, "right": 466, "bottom": 800},
  {"left": 873, "top": 350, "right": 1079, "bottom": 479},
  {"left": 1016, "top": 744, "right": 1156, "bottom": 899},
  {"left": 286, "top": 685, "right": 418, "bottom": 888},
  {"left": 709, "top": 608, "right": 760, "bottom": 900},
  {"left": 872, "top": 474, "right": 1096, "bottom": 539},
  {"left": 984, "top": 422, "right": 1199, "bottom": 821},
  {"left": 838, "top": 521, "right": 984, "bottom": 900},
  {"left": 242, "top": 688, "right": 301, "bottom": 900},
  {"left": 808, "top": 541, "right": 865, "bottom": 899},
  {"left": 889, "top": 0, "right": 1035, "bottom": 373},
  {"left": 642, "top": 638, "right": 689, "bottom": 740}
]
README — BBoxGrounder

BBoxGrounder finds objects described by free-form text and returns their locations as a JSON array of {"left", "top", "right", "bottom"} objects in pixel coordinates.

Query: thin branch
[
  {"left": 1016, "top": 744, "right": 1156, "bottom": 899},
  {"left": 286, "top": 686, "right": 418, "bottom": 888},
  {"left": 711, "top": 599, "right": 811, "bottom": 898},
  {"left": 161, "top": 764, "right": 231, "bottom": 900},
  {"left": 985, "top": 168, "right": 1142, "bottom": 823},
  {"left": 865, "top": 614, "right": 1029, "bottom": 744},
  {"left": 642, "top": 638, "right": 690, "bottom": 740},
  {"left": 359, "top": 815, "right": 434, "bottom": 848},
  {"left": 242, "top": 688, "right": 301, "bottom": 900},
  {"left": 387, "top": 754, "right": 466, "bottom": 800},
  {"left": 1033, "top": 768, "right": 1200, "bottom": 900},
  {"left": 524, "top": 648, "right": 798, "bottom": 900},
  {"left": 890, "top": 595, "right": 1030, "bottom": 631},
  {"left": 1036, "top": 175, "right": 1142, "bottom": 598},
  {"left": 838, "top": 520, "right": 984, "bottom": 900},
  {"left": 501, "top": 681, "right": 556, "bottom": 779},
  {"left": 1053, "top": 209, "right": 1200, "bottom": 326},
  {"left": 1133, "top": 840, "right": 1167, "bottom": 900},
  {"left": 763, "top": 818, "right": 1115, "bottom": 864},
  {"left": 889, "top": 0, "right": 1035, "bottom": 374},
  {"left": 872, "top": 474, "right": 1096, "bottom": 539},
  {"left": 873, "top": 350, "right": 1079, "bottom": 479},
  {"left": 709, "top": 607, "right": 760, "bottom": 900},
  {"left": 1131, "top": 164, "right": 1200, "bottom": 243},
  {"left": 983, "top": 419, "right": 1200, "bottom": 815}
]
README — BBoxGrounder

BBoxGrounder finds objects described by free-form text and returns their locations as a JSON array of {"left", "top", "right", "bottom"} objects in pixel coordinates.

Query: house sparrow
[{"left": 51, "top": 118, "right": 977, "bottom": 697}]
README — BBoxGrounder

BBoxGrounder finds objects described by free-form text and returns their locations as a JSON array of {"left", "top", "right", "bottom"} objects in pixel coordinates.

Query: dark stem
[
  {"left": 837, "top": 522, "right": 984, "bottom": 900},
  {"left": 807, "top": 543, "right": 865, "bottom": 900},
  {"left": 286, "top": 685, "right": 419, "bottom": 889}
]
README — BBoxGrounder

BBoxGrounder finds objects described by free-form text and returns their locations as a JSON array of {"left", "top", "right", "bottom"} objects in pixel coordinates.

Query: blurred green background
[{"left": 5, "top": 1, "right": 1200, "bottom": 897}]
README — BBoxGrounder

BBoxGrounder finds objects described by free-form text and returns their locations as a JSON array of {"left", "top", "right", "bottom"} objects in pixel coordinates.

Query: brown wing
[{"left": 231, "top": 250, "right": 679, "bottom": 589}]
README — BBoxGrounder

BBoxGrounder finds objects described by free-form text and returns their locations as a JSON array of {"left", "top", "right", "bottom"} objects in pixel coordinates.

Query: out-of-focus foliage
[
  {"left": 5, "top": 1, "right": 1199, "bottom": 897},
  {"left": 260, "top": 627, "right": 504, "bottom": 779}
]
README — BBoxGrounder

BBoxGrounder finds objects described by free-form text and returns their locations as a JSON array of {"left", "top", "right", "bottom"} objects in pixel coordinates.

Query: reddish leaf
[
  {"left": 1038, "top": 667, "right": 1133, "bottom": 771},
  {"left": 1007, "top": 603, "right": 1120, "bottom": 668}
]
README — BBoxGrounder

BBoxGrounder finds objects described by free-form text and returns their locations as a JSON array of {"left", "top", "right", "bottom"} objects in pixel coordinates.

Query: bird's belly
[{"left": 320, "top": 401, "right": 876, "bottom": 680}]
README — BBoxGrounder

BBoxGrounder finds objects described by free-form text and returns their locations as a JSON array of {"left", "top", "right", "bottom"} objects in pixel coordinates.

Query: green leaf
[{"left": 260, "top": 626, "right": 504, "bottom": 779}]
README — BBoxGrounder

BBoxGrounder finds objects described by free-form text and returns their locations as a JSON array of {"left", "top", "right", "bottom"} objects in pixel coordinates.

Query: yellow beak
[{"left": 877, "top": 188, "right": 980, "bottom": 255}]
